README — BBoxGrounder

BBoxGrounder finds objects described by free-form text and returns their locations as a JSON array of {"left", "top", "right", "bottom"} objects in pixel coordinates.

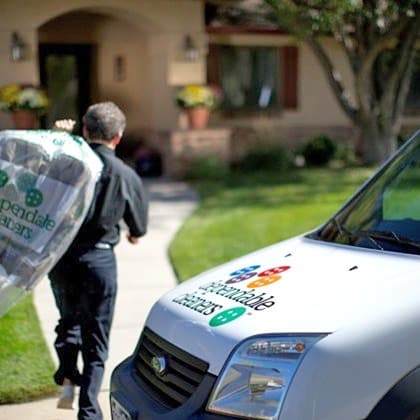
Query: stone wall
[{"left": 159, "top": 129, "right": 232, "bottom": 177}]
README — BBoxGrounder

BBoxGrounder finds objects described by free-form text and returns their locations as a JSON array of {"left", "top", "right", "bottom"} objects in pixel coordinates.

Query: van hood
[{"left": 145, "top": 236, "right": 420, "bottom": 374}]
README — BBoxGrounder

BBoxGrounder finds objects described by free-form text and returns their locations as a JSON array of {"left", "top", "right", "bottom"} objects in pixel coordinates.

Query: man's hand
[
  {"left": 52, "top": 119, "right": 76, "bottom": 133},
  {"left": 127, "top": 234, "right": 140, "bottom": 244}
]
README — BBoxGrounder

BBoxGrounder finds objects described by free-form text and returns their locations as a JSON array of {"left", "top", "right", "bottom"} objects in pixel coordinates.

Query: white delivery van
[{"left": 111, "top": 130, "right": 420, "bottom": 420}]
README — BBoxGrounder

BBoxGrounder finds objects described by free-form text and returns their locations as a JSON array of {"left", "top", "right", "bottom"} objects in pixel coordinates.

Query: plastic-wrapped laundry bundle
[{"left": 0, "top": 130, "right": 103, "bottom": 316}]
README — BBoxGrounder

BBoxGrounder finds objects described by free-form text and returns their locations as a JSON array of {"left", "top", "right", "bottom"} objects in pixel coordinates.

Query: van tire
[{"left": 367, "top": 367, "right": 420, "bottom": 420}]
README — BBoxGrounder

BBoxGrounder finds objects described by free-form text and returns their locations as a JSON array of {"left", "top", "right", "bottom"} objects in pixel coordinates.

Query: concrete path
[{"left": 0, "top": 178, "right": 198, "bottom": 420}]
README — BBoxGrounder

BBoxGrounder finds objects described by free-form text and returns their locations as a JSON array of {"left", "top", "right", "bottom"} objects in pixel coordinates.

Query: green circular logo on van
[{"left": 209, "top": 307, "right": 246, "bottom": 327}]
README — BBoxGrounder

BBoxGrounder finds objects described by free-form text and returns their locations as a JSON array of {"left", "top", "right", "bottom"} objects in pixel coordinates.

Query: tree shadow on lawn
[{"left": 194, "top": 167, "right": 372, "bottom": 212}]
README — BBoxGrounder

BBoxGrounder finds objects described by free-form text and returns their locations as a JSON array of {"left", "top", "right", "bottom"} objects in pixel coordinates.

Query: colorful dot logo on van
[
  {"left": 226, "top": 272, "right": 257, "bottom": 284},
  {"left": 209, "top": 307, "right": 246, "bottom": 327},
  {"left": 230, "top": 265, "right": 261, "bottom": 276},
  {"left": 25, "top": 188, "right": 43, "bottom": 207},
  {"left": 247, "top": 274, "right": 281, "bottom": 288},
  {"left": 0, "top": 170, "right": 9, "bottom": 187},
  {"left": 258, "top": 266, "right": 290, "bottom": 277}
]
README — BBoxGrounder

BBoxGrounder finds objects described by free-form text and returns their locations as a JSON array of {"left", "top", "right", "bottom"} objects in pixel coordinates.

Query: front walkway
[{"left": 0, "top": 178, "right": 198, "bottom": 420}]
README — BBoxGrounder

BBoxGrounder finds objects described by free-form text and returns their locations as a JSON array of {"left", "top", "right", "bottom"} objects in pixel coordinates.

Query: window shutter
[
  {"left": 282, "top": 46, "right": 298, "bottom": 109},
  {"left": 207, "top": 44, "right": 221, "bottom": 86}
]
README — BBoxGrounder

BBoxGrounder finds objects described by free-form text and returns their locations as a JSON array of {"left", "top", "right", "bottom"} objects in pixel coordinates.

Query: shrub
[
  {"left": 300, "top": 134, "right": 337, "bottom": 166},
  {"left": 233, "top": 145, "right": 293, "bottom": 172},
  {"left": 183, "top": 156, "right": 229, "bottom": 180},
  {"left": 334, "top": 141, "right": 357, "bottom": 165}
]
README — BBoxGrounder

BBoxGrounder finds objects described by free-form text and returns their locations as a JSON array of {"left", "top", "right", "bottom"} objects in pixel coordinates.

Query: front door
[{"left": 39, "top": 43, "right": 92, "bottom": 134}]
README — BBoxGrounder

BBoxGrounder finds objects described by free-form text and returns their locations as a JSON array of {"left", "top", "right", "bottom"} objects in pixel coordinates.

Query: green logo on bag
[
  {"left": 17, "top": 172, "right": 37, "bottom": 193},
  {"left": 0, "top": 171, "right": 44, "bottom": 208},
  {"left": 53, "top": 138, "right": 65, "bottom": 146},
  {"left": 0, "top": 168, "right": 55, "bottom": 243},
  {"left": 0, "top": 170, "right": 9, "bottom": 187},
  {"left": 25, "top": 188, "right": 43, "bottom": 207}
]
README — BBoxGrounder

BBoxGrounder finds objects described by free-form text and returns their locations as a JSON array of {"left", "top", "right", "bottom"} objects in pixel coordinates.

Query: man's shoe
[{"left": 57, "top": 378, "right": 75, "bottom": 410}]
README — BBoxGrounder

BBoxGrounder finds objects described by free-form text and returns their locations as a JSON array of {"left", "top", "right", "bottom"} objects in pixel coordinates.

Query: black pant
[{"left": 49, "top": 247, "right": 117, "bottom": 420}]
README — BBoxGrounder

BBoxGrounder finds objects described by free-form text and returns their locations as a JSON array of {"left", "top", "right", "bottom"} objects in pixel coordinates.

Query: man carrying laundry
[{"left": 49, "top": 101, "right": 148, "bottom": 420}]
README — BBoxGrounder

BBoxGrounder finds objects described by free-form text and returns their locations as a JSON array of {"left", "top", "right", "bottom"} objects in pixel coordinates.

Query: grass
[
  {"left": 0, "top": 293, "right": 57, "bottom": 404},
  {"left": 170, "top": 167, "right": 374, "bottom": 282}
]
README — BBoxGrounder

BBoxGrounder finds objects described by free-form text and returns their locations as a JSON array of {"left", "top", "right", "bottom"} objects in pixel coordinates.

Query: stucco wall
[{"left": 0, "top": 0, "right": 205, "bottom": 131}]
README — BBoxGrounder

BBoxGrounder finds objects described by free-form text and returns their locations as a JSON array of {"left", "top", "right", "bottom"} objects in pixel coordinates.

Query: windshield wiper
[
  {"left": 331, "top": 217, "right": 383, "bottom": 250},
  {"left": 356, "top": 230, "right": 420, "bottom": 251}
]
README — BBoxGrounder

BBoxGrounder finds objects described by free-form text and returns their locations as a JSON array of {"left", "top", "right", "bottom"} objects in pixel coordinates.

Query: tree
[{"left": 264, "top": 0, "right": 420, "bottom": 163}]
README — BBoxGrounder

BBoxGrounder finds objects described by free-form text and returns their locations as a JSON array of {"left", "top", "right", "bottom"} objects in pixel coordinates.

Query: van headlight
[{"left": 206, "top": 334, "right": 326, "bottom": 420}]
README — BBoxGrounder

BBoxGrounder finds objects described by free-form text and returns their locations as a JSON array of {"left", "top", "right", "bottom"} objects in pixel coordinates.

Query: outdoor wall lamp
[
  {"left": 10, "top": 31, "right": 26, "bottom": 62},
  {"left": 183, "top": 34, "right": 199, "bottom": 62}
]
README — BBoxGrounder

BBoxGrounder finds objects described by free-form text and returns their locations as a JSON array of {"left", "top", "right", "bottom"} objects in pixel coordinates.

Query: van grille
[{"left": 133, "top": 327, "right": 209, "bottom": 408}]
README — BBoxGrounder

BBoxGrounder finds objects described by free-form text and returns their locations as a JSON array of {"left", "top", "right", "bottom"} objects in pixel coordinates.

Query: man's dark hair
[{"left": 82, "top": 101, "right": 126, "bottom": 141}]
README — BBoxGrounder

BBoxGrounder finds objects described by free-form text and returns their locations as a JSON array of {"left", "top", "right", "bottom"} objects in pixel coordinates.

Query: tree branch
[
  {"left": 364, "top": 0, "right": 379, "bottom": 51},
  {"left": 391, "top": 18, "right": 420, "bottom": 126},
  {"left": 355, "top": 13, "right": 413, "bottom": 118},
  {"left": 360, "top": 15, "right": 411, "bottom": 73},
  {"left": 378, "top": 18, "right": 418, "bottom": 125},
  {"left": 354, "top": 14, "right": 367, "bottom": 57},
  {"left": 335, "top": 24, "right": 361, "bottom": 73}
]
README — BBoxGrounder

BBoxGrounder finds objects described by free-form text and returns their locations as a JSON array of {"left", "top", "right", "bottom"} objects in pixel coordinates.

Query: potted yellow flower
[
  {"left": 0, "top": 84, "right": 49, "bottom": 129},
  {"left": 176, "top": 84, "right": 221, "bottom": 129}
]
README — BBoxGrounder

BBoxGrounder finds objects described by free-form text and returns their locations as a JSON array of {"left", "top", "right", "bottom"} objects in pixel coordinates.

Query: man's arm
[
  {"left": 123, "top": 172, "right": 148, "bottom": 245},
  {"left": 126, "top": 234, "right": 140, "bottom": 244}
]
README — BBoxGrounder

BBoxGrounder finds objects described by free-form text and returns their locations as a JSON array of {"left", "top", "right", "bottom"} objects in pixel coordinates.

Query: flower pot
[
  {"left": 186, "top": 107, "right": 210, "bottom": 129},
  {"left": 12, "top": 110, "right": 38, "bottom": 129}
]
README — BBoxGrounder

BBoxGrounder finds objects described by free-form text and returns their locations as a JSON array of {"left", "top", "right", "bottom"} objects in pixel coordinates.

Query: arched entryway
[{"left": 37, "top": 9, "right": 155, "bottom": 136}]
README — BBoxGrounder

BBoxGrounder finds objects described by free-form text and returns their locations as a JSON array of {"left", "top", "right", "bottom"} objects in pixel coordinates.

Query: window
[
  {"left": 219, "top": 46, "right": 280, "bottom": 111},
  {"left": 207, "top": 44, "right": 298, "bottom": 112}
]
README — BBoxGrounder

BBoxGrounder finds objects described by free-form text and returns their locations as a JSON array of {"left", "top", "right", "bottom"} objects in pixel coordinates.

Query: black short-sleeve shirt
[{"left": 73, "top": 143, "right": 148, "bottom": 248}]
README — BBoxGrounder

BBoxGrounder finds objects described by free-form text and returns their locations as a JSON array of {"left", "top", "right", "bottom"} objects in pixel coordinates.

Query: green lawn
[
  {"left": 170, "top": 167, "right": 374, "bottom": 282},
  {"left": 0, "top": 166, "right": 374, "bottom": 404},
  {"left": 0, "top": 294, "right": 57, "bottom": 403}
]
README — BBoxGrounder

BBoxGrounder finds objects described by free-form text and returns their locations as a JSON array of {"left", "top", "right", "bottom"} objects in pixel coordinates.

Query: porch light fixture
[
  {"left": 183, "top": 34, "right": 199, "bottom": 61},
  {"left": 10, "top": 31, "right": 26, "bottom": 62}
]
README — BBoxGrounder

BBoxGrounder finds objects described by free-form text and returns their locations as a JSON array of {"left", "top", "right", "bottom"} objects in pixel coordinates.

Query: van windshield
[{"left": 310, "top": 131, "right": 420, "bottom": 256}]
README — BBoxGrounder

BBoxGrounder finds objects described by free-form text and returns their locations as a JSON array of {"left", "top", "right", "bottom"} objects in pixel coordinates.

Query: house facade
[{"left": 1, "top": 0, "right": 419, "bottom": 174}]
